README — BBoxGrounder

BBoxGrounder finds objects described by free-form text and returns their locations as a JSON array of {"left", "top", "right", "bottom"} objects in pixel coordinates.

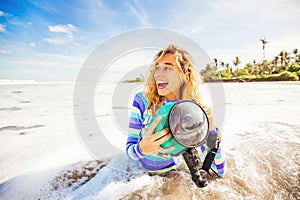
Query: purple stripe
[
  {"left": 215, "top": 161, "right": 226, "bottom": 170},
  {"left": 136, "top": 93, "right": 146, "bottom": 112},
  {"left": 135, "top": 143, "right": 146, "bottom": 157},
  {"left": 126, "top": 145, "right": 138, "bottom": 160},
  {"left": 129, "top": 123, "right": 142, "bottom": 129},
  {"left": 132, "top": 100, "right": 141, "bottom": 110},
  {"left": 126, "top": 138, "right": 138, "bottom": 151},
  {"left": 126, "top": 142, "right": 133, "bottom": 151},
  {"left": 200, "top": 144, "right": 205, "bottom": 152},
  {"left": 130, "top": 117, "right": 142, "bottom": 126},
  {"left": 126, "top": 142, "right": 135, "bottom": 152},
  {"left": 140, "top": 158, "right": 175, "bottom": 170},
  {"left": 217, "top": 168, "right": 225, "bottom": 176},
  {"left": 127, "top": 137, "right": 138, "bottom": 143}
]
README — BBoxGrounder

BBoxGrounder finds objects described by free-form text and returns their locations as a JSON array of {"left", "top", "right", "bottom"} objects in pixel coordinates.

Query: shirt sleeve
[
  {"left": 200, "top": 129, "right": 227, "bottom": 177},
  {"left": 126, "top": 93, "right": 147, "bottom": 160}
]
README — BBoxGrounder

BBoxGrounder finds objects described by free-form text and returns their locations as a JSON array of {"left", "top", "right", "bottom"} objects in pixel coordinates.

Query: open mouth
[{"left": 157, "top": 81, "right": 168, "bottom": 89}]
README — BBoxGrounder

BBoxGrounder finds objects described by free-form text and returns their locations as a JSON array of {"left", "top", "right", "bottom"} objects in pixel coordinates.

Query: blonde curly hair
[{"left": 144, "top": 44, "right": 203, "bottom": 113}]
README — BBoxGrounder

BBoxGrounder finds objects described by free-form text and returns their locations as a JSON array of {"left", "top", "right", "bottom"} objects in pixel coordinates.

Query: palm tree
[
  {"left": 213, "top": 58, "right": 218, "bottom": 69},
  {"left": 233, "top": 56, "right": 241, "bottom": 70},
  {"left": 292, "top": 48, "right": 299, "bottom": 63},
  {"left": 233, "top": 56, "right": 241, "bottom": 77},
  {"left": 259, "top": 37, "right": 269, "bottom": 61},
  {"left": 253, "top": 59, "right": 258, "bottom": 76},
  {"left": 273, "top": 56, "right": 279, "bottom": 73},
  {"left": 260, "top": 38, "right": 269, "bottom": 75},
  {"left": 220, "top": 61, "right": 225, "bottom": 70},
  {"left": 279, "top": 51, "right": 286, "bottom": 67},
  {"left": 246, "top": 63, "right": 254, "bottom": 74}
]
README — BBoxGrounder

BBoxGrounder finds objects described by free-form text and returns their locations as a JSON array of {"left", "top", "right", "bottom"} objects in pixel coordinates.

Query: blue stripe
[
  {"left": 140, "top": 158, "right": 176, "bottom": 171},
  {"left": 133, "top": 93, "right": 147, "bottom": 114},
  {"left": 135, "top": 143, "right": 146, "bottom": 157},
  {"left": 133, "top": 100, "right": 141, "bottom": 110},
  {"left": 215, "top": 161, "right": 226, "bottom": 169},
  {"left": 129, "top": 123, "right": 142, "bottom": 129},
  {"left": 200, "top": 144, "right": 205, "bottom": 152},
  {"left": 126, "top": 145, "right": 136, "bottom": 160},
  {"left": 130, "top": 111, "right": 142, "bottom": 120},
  {"left": 129, "top": 117, "right": 142, "bottom": 125},
  {"left": 136, "top": 92, "right": 147, "bottom": 112},
  {"left": 127, "top": 137, "right": 138, "bottom": 143}
]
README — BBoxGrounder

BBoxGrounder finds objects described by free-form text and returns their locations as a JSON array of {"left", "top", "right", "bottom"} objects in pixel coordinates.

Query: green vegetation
[
  {"left": 201, "top": 48, "right": 300, "bottom": 82},
  {"left": 124, "top": 77, "right": 144, "bottom": 83},
  {"left": 123, "top": 74, "right": 144, "bottom": 83}
]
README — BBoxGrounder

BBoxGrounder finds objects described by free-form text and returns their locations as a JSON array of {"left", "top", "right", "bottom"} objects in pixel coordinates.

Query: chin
[
  {"left": 157, "top": 91, "right": 166, "bottom": 97},
  {"left": 157, "top": 89, "right": 167, "bottom": 97}
]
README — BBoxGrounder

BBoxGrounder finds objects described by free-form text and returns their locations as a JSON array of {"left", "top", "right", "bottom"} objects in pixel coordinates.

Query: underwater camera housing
[
  {"left": 148, "top": 100, "right": 209, "bottom": 156},
  {"left": 148, "top": 100, "right": 210, "bottom": 187}
]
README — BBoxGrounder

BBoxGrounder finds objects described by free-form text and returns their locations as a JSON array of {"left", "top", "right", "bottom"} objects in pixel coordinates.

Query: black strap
[
  {"left": 202, "top": 138, "right": 220, "bottom": 173},
  {"left": 182, "top": 148, "right": 208, "bottom": 188}
]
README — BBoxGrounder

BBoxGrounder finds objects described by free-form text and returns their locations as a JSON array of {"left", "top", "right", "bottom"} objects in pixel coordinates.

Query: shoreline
[
  {"left": 0, "top": 80, "right": 299, "bottom": 86},
  {"left": 205, "top": 79, "right": 300, "bottom": 85}
]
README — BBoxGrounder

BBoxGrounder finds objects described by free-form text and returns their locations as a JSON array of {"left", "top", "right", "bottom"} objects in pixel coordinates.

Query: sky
[{"left": 0, "top": 0, "right": 299, "bottom": 81}]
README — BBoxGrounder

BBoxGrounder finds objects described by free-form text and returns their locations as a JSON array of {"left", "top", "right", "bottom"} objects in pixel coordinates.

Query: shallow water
[
  {"left": 0, "top": 82, "right": 299, "bottom": 199},
  {"left": 89, "top": 82, "right": 300, "bottom": 200},
  {"left": 117, "top": 82, "right": 300, "bottom": 200}
]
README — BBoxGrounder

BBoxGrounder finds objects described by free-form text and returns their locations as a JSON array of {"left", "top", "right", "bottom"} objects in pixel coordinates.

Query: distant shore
[
  {"left": 212, "top": 80, "right": 300, "bottom": 85},
  {"left": 206, "top": 78, "right": 300, "bottom": 83}
]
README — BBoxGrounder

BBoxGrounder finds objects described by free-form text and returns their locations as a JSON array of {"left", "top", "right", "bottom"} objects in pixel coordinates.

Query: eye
[
  {"left": 164, "top": 66, "right": 173, "bottom": 70},
  {"left": 155, "top": 66, "right": 160, "bottom": 71}
]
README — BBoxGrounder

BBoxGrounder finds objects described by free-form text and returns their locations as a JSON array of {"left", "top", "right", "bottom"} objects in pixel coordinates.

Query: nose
[{"left": 154, "top": 68, "right": 163, "bottom": 78}]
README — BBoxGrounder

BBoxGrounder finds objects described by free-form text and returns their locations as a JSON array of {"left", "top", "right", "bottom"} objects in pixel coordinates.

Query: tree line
[{"left": 200, "top": 48, "right": 300, "bottom": 82}]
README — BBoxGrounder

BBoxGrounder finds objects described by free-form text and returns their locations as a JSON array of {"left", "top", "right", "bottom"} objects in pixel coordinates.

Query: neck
[{"left": 165, "top": 91, "right": 179, "bottom": 100}]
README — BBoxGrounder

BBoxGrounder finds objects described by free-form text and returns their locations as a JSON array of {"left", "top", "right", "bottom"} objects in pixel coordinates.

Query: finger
[
  {"left": 158, "top": 146, "right": 176, "bottom": 154},
  {"left": 148, "top": 115, "right": 162, "bottom": 135},
  {"left": 155, "top": 132, "right": 172, "bottom": 144},
  {"left": 142, "top": 128, "right": 151, "bottom": 139},
  {"left": 153, "top": 128, "right": 169, "bottom": 141}
]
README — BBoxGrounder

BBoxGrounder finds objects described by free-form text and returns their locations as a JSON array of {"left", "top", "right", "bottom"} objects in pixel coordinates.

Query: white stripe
[{"left": 128, "top": 145, "right": 139, "bottom": 160}]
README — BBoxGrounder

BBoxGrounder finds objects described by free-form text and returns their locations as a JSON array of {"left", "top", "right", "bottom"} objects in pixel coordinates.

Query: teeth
[{"left": 157, "top": 81, "right": 168, "bottom": 84}]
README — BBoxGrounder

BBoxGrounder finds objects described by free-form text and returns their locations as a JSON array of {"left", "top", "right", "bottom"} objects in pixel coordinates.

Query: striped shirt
[{"left": 126, "top": 92, "right": 227, "bottom": 177}]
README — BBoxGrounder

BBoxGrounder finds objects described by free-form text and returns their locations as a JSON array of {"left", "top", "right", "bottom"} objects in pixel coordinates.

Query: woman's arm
[{"left": 126, "top": 93, "right": 147, "bottom": 160}]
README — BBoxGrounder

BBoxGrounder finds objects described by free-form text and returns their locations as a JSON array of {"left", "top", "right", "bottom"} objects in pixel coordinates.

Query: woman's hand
[
  {"left": 140, "top": 116, "right": 175, "bottom": 155},
  {"left": 201, "top": 105, "right": 214, "bottom": 131}
]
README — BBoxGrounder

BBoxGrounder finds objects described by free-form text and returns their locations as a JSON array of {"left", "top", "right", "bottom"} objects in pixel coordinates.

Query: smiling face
[{"left": 154, "top": 53, "right": 183, "bottom": 100}]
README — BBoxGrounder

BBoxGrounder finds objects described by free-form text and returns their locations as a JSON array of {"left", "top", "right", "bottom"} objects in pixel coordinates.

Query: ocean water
[
  {"left": 213, "top": 82, "right": 300, "bottom": 200},
  {"left": 0, "top": 82, "right": 299, "bottom": 199},
  {"left": 93, "top": 82, "right": 300, "bottom": 200}
]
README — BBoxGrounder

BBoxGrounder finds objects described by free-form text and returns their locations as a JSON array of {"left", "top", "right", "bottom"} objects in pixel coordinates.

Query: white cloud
[
  {"left": 162, "top": 0, "right": 300, "bottom": 66},
  {"left": 9, "top": 19, "right": 32, "bottom": 27},
  {"left": 44, "top": 24, "right": 78, "bottom": 44},
  {"left": 30, "top": 42, "right": 36, "bottom": 47},
  {"left": 0, "top": 49, "right": 11, "bottom": 54},
  {"left": 48, "top": 24, "right": 77, "bottom": 35},
  {"left": 0, "top": 10, "right": 12, "bottom": 17},
  {"left": 191, "top": 26, "right": 205, "bottom": 34},
  {"left": 128, "top": 0, "right": 151, "bottom": 27},
  {"left": 0, "top": 24, "right": 6, "bottom": 32},
  {"left": 43, "top": 37, "right": 71, "bottom": 44}
]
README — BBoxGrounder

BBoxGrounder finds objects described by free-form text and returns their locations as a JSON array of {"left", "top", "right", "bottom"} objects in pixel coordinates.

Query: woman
[{"left": 126, "top": 44, "right": 226, "bottom": 178}]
